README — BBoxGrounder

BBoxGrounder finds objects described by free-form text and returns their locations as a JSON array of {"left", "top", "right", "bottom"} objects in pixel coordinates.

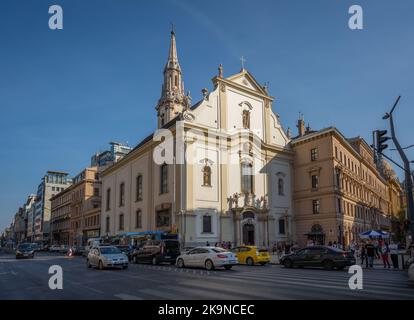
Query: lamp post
[{"left": 383, "top": 96, "right": 414, "bottom": 244}]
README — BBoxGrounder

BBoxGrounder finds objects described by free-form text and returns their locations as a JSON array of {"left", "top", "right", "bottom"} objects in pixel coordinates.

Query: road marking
[{"left": 114, "top": 293, "right": 143, "bottom": 300}]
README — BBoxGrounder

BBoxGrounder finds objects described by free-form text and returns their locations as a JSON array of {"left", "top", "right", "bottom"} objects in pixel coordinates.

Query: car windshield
[
  {"left": 100, "top": 247, "right": 121, "bottom": 255},
  {"left": 211, "top": 248, "right": 227, "bottom": 253},
  {"left": 164, "top": 241, "right": 180, "bottom": 249},
  {"left": 18, "top": 244, "right": 31, "bottom": 250}
]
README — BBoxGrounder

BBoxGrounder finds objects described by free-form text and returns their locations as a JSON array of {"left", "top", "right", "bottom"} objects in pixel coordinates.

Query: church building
[{"left": 100, "top": 31, "right": 295, "bottom": 247}]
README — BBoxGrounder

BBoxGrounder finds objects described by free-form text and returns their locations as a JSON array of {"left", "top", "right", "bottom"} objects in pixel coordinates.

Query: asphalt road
[{"left": 0, "top": 252, "right": 412, "bottom": 300}]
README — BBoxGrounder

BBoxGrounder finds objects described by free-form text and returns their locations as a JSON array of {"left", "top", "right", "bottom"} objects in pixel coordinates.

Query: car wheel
[
  {"left": 323, "top": 260, "right": 334, "bottom": 271},
  {"left": 224, "top": 265, "right": 232, "bottom": 270},
  {"left": 205, "top": 259, "right": 214, "bottom": 271},
  {"left": 246, "top": 257, "right": 254, "bottom": 266},
  {"left": 98, "top": 260, "right": 104, "bottom": 270},
  {"left": 86, "top": 259, "right": 91, "bottom": 268},
  {"left": 152, "top": 256, "right": 158, "bottom": 265},
  {"left": 283, "top": 259, "right": 293, "bottom": 268},
  {"left": 177, "top": 258, "right": 185, "bottom": 268}
]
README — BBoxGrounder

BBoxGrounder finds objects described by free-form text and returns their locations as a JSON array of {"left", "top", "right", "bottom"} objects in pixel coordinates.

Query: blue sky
[{"left": 0, "top": 0, "right": 413, "bottom": 231}]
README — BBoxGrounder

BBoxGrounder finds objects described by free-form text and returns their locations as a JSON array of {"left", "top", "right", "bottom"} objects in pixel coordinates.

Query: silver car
[
  {"left": 176, "top": 246, "right": 238, "bottom": 270},
  {"left": 87, "top": 245, "right": 129, "bottom": 270}
]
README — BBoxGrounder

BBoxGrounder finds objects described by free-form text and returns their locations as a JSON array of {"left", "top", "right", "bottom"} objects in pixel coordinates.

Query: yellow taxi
[{"left": 231, "top": 246, "right": 271, "bottom": 266}]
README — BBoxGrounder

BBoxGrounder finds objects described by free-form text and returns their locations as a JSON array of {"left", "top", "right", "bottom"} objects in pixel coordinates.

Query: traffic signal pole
[{"left": 383, "top": 96, "right": 414, "bottom": 244}]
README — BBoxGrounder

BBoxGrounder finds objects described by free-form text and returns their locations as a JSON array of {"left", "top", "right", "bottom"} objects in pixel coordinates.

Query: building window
[
  {"left": 335, "top": 146, "right": 338, "bottom": 159},
  {"left": 202, "top": 165, "right": 212, "bottom": 187},
  {"left": 135, "top": 210, "right": 142, "bottom": 229},
  {"left": 119, "top": 214, "right": 124, "bottom": 230},
  {"left": 119, "top": 183, "right": 125, "bottom": 207},
  {"left": 312, "top": 200, "right": 320, "bottom": 214},
  {"left": 278, "top": 219, "right": 286, "bottom": 235},
  {"left": 160, "top": 164, "right": 168, "bottom": 194},
  {"left": 242, "top": 110, "right": 250, "bottom": 129},
  {"left": 241, "top": 162, "right": 253, "bottom": 194},
  {"left": 311, "top": 148, "right": 318, "bottom": 161},
  {"left": 156, "top": 209, "right": 170, "bottom": 228},
  {"left": 202, "top": 215, "right": 212, "bottom": 233},
  {"left": 278, "top": 178, "right": 284, "bottom": 195},
  {"left": 136, "top": 175, "right": 143, "bottom": 201},
  {"left": 106, "top": 188, "right": 111, "bottom": 211},
  {"left": 311, "top": 175, "right": 319, "bottom": 189},
  {"left": 105, "top": 216, "right": 110, "bottom": 233}
]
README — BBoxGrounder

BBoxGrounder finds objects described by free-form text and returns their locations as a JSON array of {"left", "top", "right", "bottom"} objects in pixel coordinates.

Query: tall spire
[
  {"left": 156, "top": 29, "right": 186, "bottom": 128},
  {"left": 165, "top": 30, "right": 181, "bottom": 72}
]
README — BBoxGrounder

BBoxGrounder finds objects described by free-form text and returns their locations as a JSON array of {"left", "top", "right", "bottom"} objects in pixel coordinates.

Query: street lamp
[{"left": 383, "top": 96, "right": 414, "bottom": 244}]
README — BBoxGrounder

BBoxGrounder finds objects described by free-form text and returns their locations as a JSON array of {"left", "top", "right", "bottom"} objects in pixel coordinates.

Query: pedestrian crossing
[{"left": 114, "top": 265, "right": 413, "bottom": 300}]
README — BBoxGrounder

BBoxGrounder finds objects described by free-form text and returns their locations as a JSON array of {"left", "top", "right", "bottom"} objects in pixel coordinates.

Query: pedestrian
[
  {"left": 227, "top": 241, "right": 232, "bottom": 250},
  {"left": 381, "top": 242, "right": 391, "bottom": 268},
  {"left": 214, "top": 242, "right": 219, "bottom": 247},
  {"left": 365, "top": 240, "right": 375, "bottom": 269},
  {"left": 333, "top": 241, "right": 337, "bottom": 248},
  {"left": 360, "top": 242, "right": 367, "bottom": 268},
  {"left": 206, "top": 241, "right": 210, "bottom": 247},
  {"left": 328, "top": 241, "right": 333, "bottom": 247},
  {"left": 389, "top": 241, "right": 399, "bottom": 269}
]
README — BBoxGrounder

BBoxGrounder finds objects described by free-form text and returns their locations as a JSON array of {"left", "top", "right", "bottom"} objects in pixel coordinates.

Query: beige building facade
[
  {"left": 291, "top": 123, "right": 392, "bottom": 247},
  {"left": 51, "top": 167, "right": 101, "bottom": 245}
]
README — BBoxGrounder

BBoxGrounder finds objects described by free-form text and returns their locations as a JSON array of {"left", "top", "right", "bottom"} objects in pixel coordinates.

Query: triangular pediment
[{"left": 226, "top": 69, "right": 268, "bottom": 95}]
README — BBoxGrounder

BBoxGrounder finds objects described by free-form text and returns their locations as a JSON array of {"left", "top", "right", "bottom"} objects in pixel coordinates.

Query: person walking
[
  {"left": 360, "top": 242, "right": 368, "bottom": 268},
  {"left": 389, "top": 241, "right": 399, "bottom": 269},
  {"left": 206, "top": 241, "right": 210, "bottom": 247},
  {"left": 365, "top": 241, "right": 375, "bottom": 268},
  {"left": 381, "top": 242, "right": 391, "bottom": 268}
]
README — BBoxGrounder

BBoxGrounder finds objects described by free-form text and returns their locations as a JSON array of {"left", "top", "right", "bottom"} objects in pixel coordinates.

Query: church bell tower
[{"left": 156, "top": 30, "right": 189, "bottom": 128}]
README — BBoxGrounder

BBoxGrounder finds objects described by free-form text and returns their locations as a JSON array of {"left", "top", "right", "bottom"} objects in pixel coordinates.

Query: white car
[
  {"left": 87, "top": 245, "right": 129, "bottom": 270},
  {"left": 176, "top": 246, "right": 238, "bottom": 270}
]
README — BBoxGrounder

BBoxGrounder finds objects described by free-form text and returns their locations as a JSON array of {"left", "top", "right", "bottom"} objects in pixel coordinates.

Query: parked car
[
  {"left": 176, "top": 246, "right": 238, "bottom": 270},
  {"left": 86, "top": 245, "right": 129, "bottom": 270},
  {"left": 72, "top": 246, "right": 85, "bottom": 256},
  {"left": 132, "top": 239, "right": 181, "bottom": 265},
  {"left": 116, "top": 245, "right": 134, "bottom": 261},
  {"left": 15, "top": 243, "right": 35, "bottom": 259},
  {"left": 231, "top": 246, "right": 270, "bottom": 266},
  {"left": 280, "top": 246, "right": 356, "bottom": 270},
  {"left": 29, "top": 243, "right": 41, "bottom": 252},
  {"left": 49, "top": 244, "right": 61, "bottom": 252}
]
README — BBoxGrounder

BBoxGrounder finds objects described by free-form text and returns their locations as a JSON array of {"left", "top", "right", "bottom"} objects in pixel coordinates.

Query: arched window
[
  {"left": 242, "top": 110, "right": 250, "bottom": 129},
  {"left": 135, "top": 210, "right": 142, "bottom": 229},
  {"left": 119, "top": 213, "right": 124, "bottom": 231},
  {"left": 278, "top": 178, "right": 284, "bottom": 196},
  {"left": 160, "top": 164, "right": 168, "bottom": 194},
  {"left": 241, "top": 162, "right": 253, "bottom": 194},
  {"left": 136, "top": 175, "right": 143, "bottom": 201},
  {"left": 202, "top": 165, "right": 211, "bottom": 187}
]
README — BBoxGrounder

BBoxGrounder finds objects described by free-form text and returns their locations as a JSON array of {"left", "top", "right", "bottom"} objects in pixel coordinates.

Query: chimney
[{"left": 297, "top": 114, "right": 305, "bottom": 137}]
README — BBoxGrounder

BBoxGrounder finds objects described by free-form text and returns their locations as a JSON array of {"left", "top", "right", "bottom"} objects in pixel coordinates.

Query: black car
[
  {"left": 116, "top": 245, "right": 134, "bottom": 261},
  {"left": 131, "top": 240, "right": 180, "bottom": 265},
  {"left": 15, "top": 243, "right": 35, "bottom": 259},
  {"left": 280, "top": 246, "right": 356, "bottom": 270}
]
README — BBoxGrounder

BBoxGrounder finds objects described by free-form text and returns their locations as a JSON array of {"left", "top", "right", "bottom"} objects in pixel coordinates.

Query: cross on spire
[{"left": 240, "top": 56, "right": 246, "bottom": 70}]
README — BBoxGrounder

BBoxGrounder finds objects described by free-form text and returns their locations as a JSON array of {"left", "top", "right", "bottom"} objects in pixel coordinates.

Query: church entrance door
[{"left": 242, "top": 223, "right": 255, "bottom": 245}]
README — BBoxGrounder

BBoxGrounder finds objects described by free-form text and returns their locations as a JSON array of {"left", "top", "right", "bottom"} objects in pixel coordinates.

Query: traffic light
[{"left": 376, "top": 130, "right": 390, "bottom": 154}]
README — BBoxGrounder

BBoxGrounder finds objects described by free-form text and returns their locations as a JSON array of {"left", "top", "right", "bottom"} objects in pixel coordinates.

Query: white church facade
[{"left": 100, "top": 31, "right": 295, "bottom": 248}]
